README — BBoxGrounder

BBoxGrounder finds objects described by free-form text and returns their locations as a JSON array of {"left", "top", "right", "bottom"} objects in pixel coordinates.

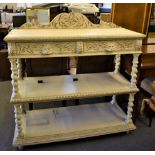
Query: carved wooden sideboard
[{"left": 4, "top": 13, "right": 145, "bottom": 149}]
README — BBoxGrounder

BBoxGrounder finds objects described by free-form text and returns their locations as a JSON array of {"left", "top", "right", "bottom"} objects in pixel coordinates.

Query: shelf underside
[
  {"left": 12, "top": 72, "right": 138, "bottom": 103},
  {"left": 13, "top": 102, "right": 136, "bottom": 146}
]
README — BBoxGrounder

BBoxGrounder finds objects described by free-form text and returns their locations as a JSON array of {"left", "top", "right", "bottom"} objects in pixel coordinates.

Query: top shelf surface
[{"left": 5, "top": 28, "right": 145, "bottom": 42}]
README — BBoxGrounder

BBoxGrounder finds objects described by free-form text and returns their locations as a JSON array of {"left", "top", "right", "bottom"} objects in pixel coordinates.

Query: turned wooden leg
[
  {"left": 16, "top": 146, "right": 24, "bottom": 150},
  {"left": 17, "top": 58, "right": 22, "bottom": 79},
  {"left": 9, "top": 58, "right": 20, "bottom": 98},
  {"left": 14, "top": 104, "right": 24, "bottom": 138},
  {"left": 111, "top": 54, "right": 121, "bottom": 105},
  {"left": 129, "top": 54, "right": 140, "bottom": 123},
  {"left": 126, "top": 93, "right": 135, "bottom": 123},
  {"left": 114, "top": 54, "right": 121, "bottom": 73},
  {"left": 111, "top": 95, "right": 116, "bottom": 104},
  {"left": 130, "top": 54, "right": 139, "bottom": 87}
]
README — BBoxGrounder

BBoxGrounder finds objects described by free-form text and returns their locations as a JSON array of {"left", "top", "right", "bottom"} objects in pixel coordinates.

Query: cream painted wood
[
  {"left": 17, "top": 59, "right": 22, "bottom": 80},
  {"left": 130, "top": 54, "right": 140, "bottom": 87},
  {"left": 5, "top": 29, "right": 145, "bottom": 42},
  {"left": 126, "top": 93, "right": 136, "bottom": 123},
  {"left": 8, "top": 50, "right": 142, "bottom": 59},
  {"left": 4, "top": 12, "right": 144, "bottom": 148},
  {"left": 114, "top": 54, "right": 121, "bottom": 73},
  {"left": 9, "top": 58, "right": 20, "bottom": 98},
  {"left": 14, "top": 104, "right": 24, "bottom": 137},
  {"left": 111, "top": 54, "right": 121, "bottom": 105},
  {"left": 13, "top": 102, "right": 136, "bottom": 146},
  {"left": 11, "top": 72, "right": 138, "bottom": 103}
]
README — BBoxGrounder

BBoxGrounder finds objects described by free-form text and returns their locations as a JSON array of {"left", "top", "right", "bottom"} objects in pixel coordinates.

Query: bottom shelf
[{"left": 13, "top": 102, "right": 136, "bottom": 146}]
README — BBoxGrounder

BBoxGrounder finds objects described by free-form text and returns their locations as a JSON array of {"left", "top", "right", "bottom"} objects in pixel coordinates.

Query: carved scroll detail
[
  {"left": 76, "top": 41, "right": 83, "bottom": 53},
  {"left": 21, "top": 12, "right": 118, "bottom": 29},
  {"left": 10, "top": 42, "right": 76, "bottom": 56},
  {"left": 9, "top": 40, "right": 137, "bottom": 56},
  {"left": 84, "top": 40, "right": 136, "bottom": 53}
]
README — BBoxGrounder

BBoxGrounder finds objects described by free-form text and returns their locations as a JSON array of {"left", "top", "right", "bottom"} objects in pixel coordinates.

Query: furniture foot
[{"left": 16, "top": 146, "right": 24, "bottom": 150}]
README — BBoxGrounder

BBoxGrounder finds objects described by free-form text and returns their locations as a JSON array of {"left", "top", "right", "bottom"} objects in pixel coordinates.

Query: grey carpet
[{"left": 0, "top": 81, "right": 155, "bottom": 151}]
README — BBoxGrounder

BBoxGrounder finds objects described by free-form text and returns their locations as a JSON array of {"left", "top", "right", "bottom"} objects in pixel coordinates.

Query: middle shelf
[{"left": 12, "top": 72, "right": 138, "bottom": 103}]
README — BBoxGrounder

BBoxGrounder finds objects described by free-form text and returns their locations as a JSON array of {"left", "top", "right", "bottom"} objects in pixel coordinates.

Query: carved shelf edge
[
  {"left": 20, "top": 12, "right": 119, "bottom": 29},
  {"left": 13, "top": 122, "right": 135, "bottom": 146},
  {"left": 11, "top": 87, "right": 138, "bottom": 104}
]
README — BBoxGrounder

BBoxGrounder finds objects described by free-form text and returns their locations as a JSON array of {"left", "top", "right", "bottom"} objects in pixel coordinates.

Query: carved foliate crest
[{"left": 21, "top": 12, "right": 118, "bottom": 29}]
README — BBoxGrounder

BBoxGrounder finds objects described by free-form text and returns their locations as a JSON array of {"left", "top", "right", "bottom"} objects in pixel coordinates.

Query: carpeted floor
[{"left": 0, "top": 81, "right": 155, "bottom": 151}]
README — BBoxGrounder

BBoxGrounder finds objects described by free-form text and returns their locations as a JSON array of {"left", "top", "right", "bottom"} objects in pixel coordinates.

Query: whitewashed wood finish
[
  {"left": 114, "top": 54, "right": 121, "bottom": 73},
  {"left": 111, "top": 54, "right": 121, "bottom": 105},
  {"left": 20, "top": 12, "right": 118, "bottom": 29},
  {"left": 130, "top": 54, "right": 140, "bottom": 87},
  {"left": 11, "top": 72, "right": 138, "bottom": 103},
  {"left": 126, "top": 93, "right": 135, "bottom": 123},
  {"left": 4, "top": 12, "right": 144, "bottom": 148},
  {"left": 111, "top": 95, "right": 117, "bottom": 105},
  {"left": 14, "top": 104, "right": 24, "bottom": 137},
  {"left": 13, "top": 102, "right": 136, "bottom": 146},
  {"left": 17, "top": 59, "right": 22, "bottom": 79},
  {"left": 9, "top": 58, "right": 19, "bottom": 98}
]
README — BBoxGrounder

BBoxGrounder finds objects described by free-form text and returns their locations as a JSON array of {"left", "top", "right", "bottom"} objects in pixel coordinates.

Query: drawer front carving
[
  {"left": 9, "top": 42, "right": 76, "bottom": 56},
  {"left": 83, "top": 40, "right": 138, "bottom": 53},
  {"left": 8, "top": 40, "right": 141, "bottom": 56}
]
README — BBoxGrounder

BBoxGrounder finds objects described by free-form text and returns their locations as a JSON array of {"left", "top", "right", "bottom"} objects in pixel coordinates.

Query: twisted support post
[
  {"left": 17, "top": 58, "right": 22, "bottom": 79},
  {"left": 9, "top": 58, "right": 19, "bottom": 98},
  {"left": 130, "top": 54, "right": 139, "bottom": 87},
  {"left": 126, "top": 93, "right": 135, "bottom": 123},
  {"left": 111, "top": 54, "right": 121, "bottom": 104},
  {"left": 14, "top": 104, "right": 24, "bottom": 137}
]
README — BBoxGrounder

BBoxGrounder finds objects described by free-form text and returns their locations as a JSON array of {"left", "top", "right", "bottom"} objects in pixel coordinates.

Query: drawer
[
  {"left": 83, "top": 40, "right": 137, "bottom": 53},
  {"left": 9, "top": 42, "right": 77, "bottom": 56},
  {"left": 8, "top": 39, "right": 140, "bottom": 56}
]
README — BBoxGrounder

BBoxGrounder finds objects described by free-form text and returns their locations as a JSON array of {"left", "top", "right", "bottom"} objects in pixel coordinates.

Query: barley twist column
[
  {"left": 10, "top": 58, "right": 19, "bottom": 98},
  {"left": 111, "top": 54, "right": 121, "bottom": 104},
  {"left": 17, "top": 58, "right": 22, "bottom": 79},
  {"left": 126, "top": 93, "right": 135, "bottom": 123},
  {"left": 14, "top": 104, "right": 24, "bottom": 137},
  {"left": 130, "top": 54, "right": 139, "bottom": 87},
  {"left": 114, "top": 54, "right": 121, "bottom": 73}
]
